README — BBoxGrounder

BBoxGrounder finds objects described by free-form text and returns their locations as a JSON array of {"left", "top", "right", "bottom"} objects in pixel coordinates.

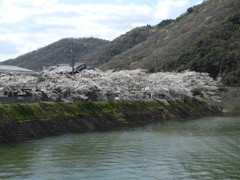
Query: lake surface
[{"left": 0, "top": 113, "right": 240, "bottom": 180}]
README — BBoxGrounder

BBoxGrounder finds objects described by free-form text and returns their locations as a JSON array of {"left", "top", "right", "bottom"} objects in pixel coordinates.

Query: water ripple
[{"left": 1, "top": 115, "right": 240, "bottom": 179}]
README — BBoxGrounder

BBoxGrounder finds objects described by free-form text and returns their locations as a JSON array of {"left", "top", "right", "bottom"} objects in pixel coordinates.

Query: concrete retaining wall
[{"left": 0, "top": 101, "right": 221, "bottom": 144}]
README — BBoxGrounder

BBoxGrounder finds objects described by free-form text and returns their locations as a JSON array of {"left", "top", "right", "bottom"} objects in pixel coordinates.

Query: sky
[{"left": 0, "top": 0, "right": 203, "bottom": 62}]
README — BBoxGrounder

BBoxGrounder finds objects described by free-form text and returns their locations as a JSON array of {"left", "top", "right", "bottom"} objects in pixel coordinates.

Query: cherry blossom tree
[
  {"left": 180, "top": 70, "right": 219, "bottom": 101},
  {"left": 38, "top": 68, "right": 101, "bottom": 101},
  {"left": 0, "top": 72, "right": 38, "bottom": 97},
  {"left": 106, "top": 69, "right": 148, "bottom": 100},
  {"left": 38, "top": 68, "right": 149, "bottom": 101},
  {"left": 38, "top": 68, "right": 219, "bottom": 102}
]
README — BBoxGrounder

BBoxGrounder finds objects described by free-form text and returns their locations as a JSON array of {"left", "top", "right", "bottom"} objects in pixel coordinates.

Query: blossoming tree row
[{"left": 0, "top": 68, "right": 219, "bottom": 102}]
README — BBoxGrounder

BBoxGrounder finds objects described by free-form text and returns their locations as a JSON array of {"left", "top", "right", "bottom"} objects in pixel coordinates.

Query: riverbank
[{"left": 0, "top": 98, "right": 221, "bottom": 143}]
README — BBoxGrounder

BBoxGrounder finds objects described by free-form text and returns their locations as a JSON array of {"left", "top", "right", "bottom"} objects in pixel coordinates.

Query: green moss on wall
[
  {"left": 0, "top": 98, "right": 222, "bottom": 144},
  {"left": 0, "top": 98, "right": 219, "bottom": 122}
]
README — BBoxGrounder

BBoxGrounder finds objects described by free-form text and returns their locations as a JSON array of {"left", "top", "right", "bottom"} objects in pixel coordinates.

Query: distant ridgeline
[
  {"left": 0, "top": 98, "right": 221, "bottom": 143},
  {"left": 1, "top": 0, "right": 239, "bottom": 86}
]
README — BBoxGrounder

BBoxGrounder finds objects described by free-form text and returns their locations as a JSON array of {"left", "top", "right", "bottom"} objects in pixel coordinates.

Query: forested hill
[
  {"left": 100, "top": 0, "right": 240, "bottom": 86},
  {"left": 0, "top": 38, "right": 110, "bottom": 71},
  {"left": 0, "top": 25, "right": 156, "bottom": 71},
  {"left": 1, "top": 0, "right": 240, "bottom": 86}
]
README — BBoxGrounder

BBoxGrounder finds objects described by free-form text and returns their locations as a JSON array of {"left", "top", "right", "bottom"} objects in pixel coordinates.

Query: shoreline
[{"left": 0, "top": 98, "right": 221, "bottom": 144}]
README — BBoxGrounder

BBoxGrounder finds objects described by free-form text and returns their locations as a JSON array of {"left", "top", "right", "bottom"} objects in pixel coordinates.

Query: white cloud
[
  {"left": 0, "top": 0, "right": 201, "bottom": 62},
  {"left": 154, "top": 0, "right": 190, "bottom": 19},
  {"left": 197, "top": 0, "right": 204, "bottom": 5},
  {"left": 114, "top": 0, "right": 124, "bottom": 3}
]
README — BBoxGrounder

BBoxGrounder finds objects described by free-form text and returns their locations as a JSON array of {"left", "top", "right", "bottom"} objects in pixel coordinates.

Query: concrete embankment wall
[{"left": 0, "top": 98, "right": 221, "bottom": 144}]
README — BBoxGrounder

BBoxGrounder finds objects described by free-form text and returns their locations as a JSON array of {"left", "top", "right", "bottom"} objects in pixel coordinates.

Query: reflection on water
[{"left": 0, "top": 114, "right": 240, "bottom": 179}]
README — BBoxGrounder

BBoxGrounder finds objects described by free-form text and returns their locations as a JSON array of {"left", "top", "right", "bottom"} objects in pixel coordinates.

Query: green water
[{"left": 0, "top": 114, "right": 240, "bottom": 180}]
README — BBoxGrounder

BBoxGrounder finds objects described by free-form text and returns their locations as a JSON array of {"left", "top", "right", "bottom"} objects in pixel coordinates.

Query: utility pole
[
  {"left": 155, "top": 56, "right": 157, "bottom": 73},
  {"left": 70, "top": 38, "right": 74, "bottom": 75}
]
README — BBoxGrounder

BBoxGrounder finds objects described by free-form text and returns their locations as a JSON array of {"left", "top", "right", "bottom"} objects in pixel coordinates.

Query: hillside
[
  {"left": 81, "top": 25, "right": 157, "bottom": 67},
  {"left": 1, "top": 0, "right": 239, "bottom": 85},
  {"left": 100, "top": 0, "right": 240, "bottom": 86},
  {"left": 0, "top": 26, "right": 155, "bottom": 71},
  {"left": 101, "top": 0, "right": 240, "bottom": 81},
  {"left": 0, "top": 38, "right": 110, "bottom": 71}
]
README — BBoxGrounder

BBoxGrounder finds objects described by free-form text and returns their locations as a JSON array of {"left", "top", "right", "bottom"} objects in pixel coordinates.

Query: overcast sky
[{"left": 0, "top": 0, "right": 203, "bottom": 62}]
